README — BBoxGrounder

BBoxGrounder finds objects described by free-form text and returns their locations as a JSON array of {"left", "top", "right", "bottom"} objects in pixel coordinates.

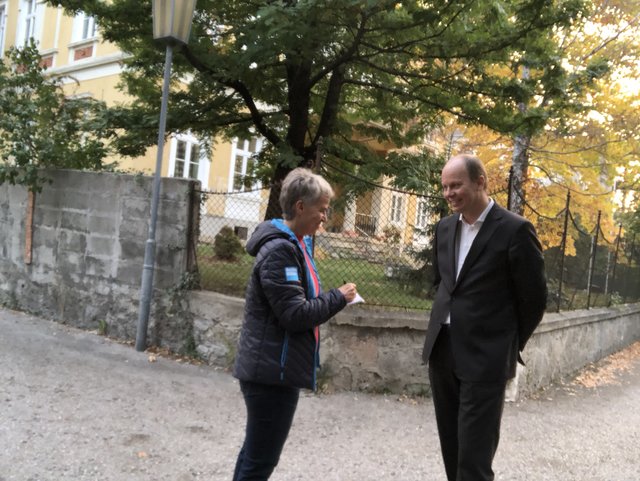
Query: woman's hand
[{"left": 338, "top": 283, "right": 357, "bottom": 303}]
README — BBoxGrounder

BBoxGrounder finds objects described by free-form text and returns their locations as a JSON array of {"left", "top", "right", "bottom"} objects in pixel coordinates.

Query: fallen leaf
[{"left": 572, "top": 341, "right": 640, "bottom": 389}]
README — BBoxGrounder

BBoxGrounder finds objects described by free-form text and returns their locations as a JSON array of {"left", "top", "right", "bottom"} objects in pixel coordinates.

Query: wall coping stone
[
  {"left": 536, "top": 303, "right": 640, "bottom": 334},
  {"left": 187, "top": 290, "right": 640, "bottom": 336},
  {"left": 190, "top": 289, "right": 243, "bottom": 308},
  {"left": 334, "top": 305, "right": 427, "bottom": 330}
]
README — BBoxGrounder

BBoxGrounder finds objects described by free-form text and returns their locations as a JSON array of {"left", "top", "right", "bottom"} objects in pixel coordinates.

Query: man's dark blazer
[{"left": 422, "top": 203, "right": 547, "bottom": 382}]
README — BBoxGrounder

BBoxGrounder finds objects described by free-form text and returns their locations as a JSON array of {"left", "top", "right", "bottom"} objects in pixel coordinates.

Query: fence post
[
  {"left": 607, "top": 224, "right": 622, "bottom": 306},
  {"left": 186, "top": 183, "right": 201, "bottom": 274},
  {"left": 556, "top": 190, "right": 570, "bottom": 312},
  {"left": 624, "top": 233, "right": 636, "bottom": 303},
  {"left": 586, "top": 210, "right": 601, "bottom": 309},
  {"left": 311, "top": 137, "right": 324, "bottom": 255},
  {"left": 604, "top": 250, "right": 612, "bottom": 300},
  {"left": 507, "top": 166, "right": 513, "bottom": 211}
]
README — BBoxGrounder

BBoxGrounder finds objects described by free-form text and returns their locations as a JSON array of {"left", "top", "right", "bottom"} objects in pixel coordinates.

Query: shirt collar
[{"left": 459, "top": 198, "right": 494, "bottom": 226}]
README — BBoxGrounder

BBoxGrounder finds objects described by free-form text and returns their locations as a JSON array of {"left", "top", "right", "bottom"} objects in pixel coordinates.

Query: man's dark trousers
[{"left": 429, "top": 324, "right": 506, "bottom": 481}]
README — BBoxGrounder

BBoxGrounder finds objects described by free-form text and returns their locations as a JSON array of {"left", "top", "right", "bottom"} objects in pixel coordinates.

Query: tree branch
[{"left": 182, "top": 46, "right": 282, "bottom": 147}]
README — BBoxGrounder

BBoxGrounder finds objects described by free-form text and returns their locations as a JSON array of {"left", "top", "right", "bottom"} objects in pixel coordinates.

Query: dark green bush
[{"left": 214, "top": 226, "right": 243, "bottom": 261}]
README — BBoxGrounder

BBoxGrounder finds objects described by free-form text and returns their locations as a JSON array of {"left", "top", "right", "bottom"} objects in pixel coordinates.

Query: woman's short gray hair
[{"left": 279, "top": 168, "right": 334, "bottom": 220}]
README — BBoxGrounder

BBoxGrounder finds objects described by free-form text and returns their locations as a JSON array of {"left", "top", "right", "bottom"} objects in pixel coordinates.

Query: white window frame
[
  {"left": 228, "top": 137, "right": 263, "bottom": 193},
  {"left": 81, "top": 13, "right": 96, "bottom": 40},
  {"left": 72, "top": 11, "right": 97, "bottom": 42},
  {"left": 168, "top": 133, "right": 210, "bottom": 188},
  {"left": 0, "top": 2, "right": 8, "bottom": 57},
  {"left": 415, "top": 197, "right": 429, "bottom": 229},
  {"left": 68, "top": 11, "right": 98, "bottom": 64},
  {"left": 17, "top": 0, "right": 42, "bottom": 46},
  {"left": 390, "top": 193, "right": 404, "bottom": 225}
]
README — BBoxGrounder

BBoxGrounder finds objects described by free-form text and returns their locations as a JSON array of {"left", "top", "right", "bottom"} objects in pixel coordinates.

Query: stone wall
[
  {"left": 520, "top": 304, "right": 640, "bottom": 394},
  {"left": 2, "top": 170, "right": 639, "bottom": 396},
  {"left": 188, "top": 290, "right": 640, "bottom": 397},
  {"left": 0, "top": 169, "right": 199, "bottom": 348},
  {"left": 322, "top": 307, "right": 428, "bottom": 394}
]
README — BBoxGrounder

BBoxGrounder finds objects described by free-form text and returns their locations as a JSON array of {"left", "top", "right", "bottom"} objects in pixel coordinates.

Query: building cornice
[{"left": 48, "top": 51, "right": 131, "bottom": 81}]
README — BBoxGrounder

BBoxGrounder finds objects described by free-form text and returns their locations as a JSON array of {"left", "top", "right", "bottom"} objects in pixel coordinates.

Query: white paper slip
[{"left": 348, "top": 293, "right": 365, "bottom": 305}]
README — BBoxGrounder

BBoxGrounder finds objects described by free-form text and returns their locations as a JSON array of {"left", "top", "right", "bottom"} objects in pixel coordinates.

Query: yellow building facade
[
  {"left": 0, "top": 0, "right": 264, "bottom": 196},
  {"left": 0, "top": 1, "right": 438, "bottom": 247}
]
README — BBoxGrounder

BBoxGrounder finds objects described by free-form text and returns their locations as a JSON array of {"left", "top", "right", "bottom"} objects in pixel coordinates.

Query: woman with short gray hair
[
  {"left": 279, "top": 168, "right": 334, "bottom": 220},
  {"left": 232, "top": 168, "right": 357, "bottom": 480}
]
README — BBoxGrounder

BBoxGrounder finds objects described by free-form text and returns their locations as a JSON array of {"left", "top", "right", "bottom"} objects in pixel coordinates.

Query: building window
[
  {"left": 168, "top": 133, "right": 209, "bottom": 186},
  {"left": 415, "top": 197, "right": 428, "bottom": 228},
  {"left": 80, "top": 13, "right": 96, "bottom": 40},
  {"left": 69, "top": 11, "right": 98, "bottom": 62},
  {"left": 0, "top": 2, "right": 7, "bottom": 56},
  {"left": 72, "top": 11, "right": 97, "bottom": 42},
  {"left": 390, "top": 194, "right": 404, "bottom": 224},
  {"left": 231, "top": 137, "right": 263, "bottom": 192},
  {"left": 171, "top": 138, "right": 201, "bottom": 180},
  {"left": 22, "top": 0, "right": 38, "bottom": 45}
]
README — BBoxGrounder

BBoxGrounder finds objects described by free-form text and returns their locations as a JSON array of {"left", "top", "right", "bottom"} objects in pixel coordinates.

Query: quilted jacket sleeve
[{"left": 258, "top": 240, "right": 347, "bottom": 332}]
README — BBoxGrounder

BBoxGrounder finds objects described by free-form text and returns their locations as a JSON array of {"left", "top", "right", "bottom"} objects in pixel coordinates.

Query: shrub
[
  {"left": 214, "top": 226, "right": 243, "bottom": 261},
  {"left": 382, "top": 225, "right": 402, "bottom": 243}
]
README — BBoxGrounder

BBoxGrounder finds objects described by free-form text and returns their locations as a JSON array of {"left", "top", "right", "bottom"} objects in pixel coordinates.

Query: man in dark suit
[{"left": 422, "top": 154, "right": 547, "bottom": 481}]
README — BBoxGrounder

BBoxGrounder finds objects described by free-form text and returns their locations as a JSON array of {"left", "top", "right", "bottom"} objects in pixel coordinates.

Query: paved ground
[{"left": 1, "top": 307, "right": 639, "bottom": 481}]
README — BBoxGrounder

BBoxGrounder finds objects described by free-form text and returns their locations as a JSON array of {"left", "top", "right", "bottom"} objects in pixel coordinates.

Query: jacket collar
[{"left": 271, "top": 218, "right": 313, "bottom": 255}]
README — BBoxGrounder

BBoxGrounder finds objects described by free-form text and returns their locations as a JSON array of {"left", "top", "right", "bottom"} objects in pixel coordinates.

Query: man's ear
[{"left": 477, "top": 175, "right": 486, "bottom": 191}]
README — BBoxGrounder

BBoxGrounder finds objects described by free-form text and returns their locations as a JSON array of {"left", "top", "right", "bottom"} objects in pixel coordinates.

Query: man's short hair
[{"left": 457, "top": 154, "right": 488, "bottom": 191}]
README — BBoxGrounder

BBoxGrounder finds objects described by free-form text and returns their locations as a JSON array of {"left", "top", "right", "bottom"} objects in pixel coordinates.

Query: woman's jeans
[{"left": 232, "top": 380, "right": 300, "bottom": 481}]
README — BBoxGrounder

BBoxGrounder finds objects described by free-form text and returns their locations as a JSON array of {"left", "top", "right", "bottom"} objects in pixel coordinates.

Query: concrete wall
[
  {"left": 0, "top": 169, "right": 198, "bottom": 347},
  {"left": 188, "top": 290, "right": 640, "bottom": 397}
]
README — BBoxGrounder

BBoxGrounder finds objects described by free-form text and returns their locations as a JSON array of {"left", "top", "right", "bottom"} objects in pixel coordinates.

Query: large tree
[
  {"left": 506, "top": 0, "right": 639, "bottom": 215},
  {"left": 452, "top": 0, "right": 639, "bottom": 239},
  {"left": 52, "top": 0, "right": 591, "bottom": 217}
]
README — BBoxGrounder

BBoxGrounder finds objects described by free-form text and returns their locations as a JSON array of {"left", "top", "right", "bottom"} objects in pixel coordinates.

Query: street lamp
[
  {"left": 135, "top": 0, "right": 197, "bottom": 352},
  {"left": 152, "top": 0, "right": 197, "bottom": 44}
]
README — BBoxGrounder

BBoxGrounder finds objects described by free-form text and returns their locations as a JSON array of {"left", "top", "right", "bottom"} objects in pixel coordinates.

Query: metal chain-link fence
[
  {"left": 194, "top": 185, "right": 436, "bottom": 309},
  {"left": 192, "top": 181, "right": 640, "bottom": 312},
  {"left": 521, "top": 189, "right": 640, "bottom": 312}
]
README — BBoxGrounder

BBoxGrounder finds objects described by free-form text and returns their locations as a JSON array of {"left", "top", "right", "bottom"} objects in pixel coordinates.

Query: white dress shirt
[{"left": 444, "top": 199, "right": 494, "bottom": 325}]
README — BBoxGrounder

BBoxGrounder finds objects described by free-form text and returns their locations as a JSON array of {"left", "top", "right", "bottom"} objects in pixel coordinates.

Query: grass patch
[
  {"left": 198, "top": 244, "right": 254, "bottom": 296},
  {"left": 197, "top": 243, "right": 430, "bottom": 310},
  {"left": 316, "top": 258, "right": 431, "bottom": 310}
]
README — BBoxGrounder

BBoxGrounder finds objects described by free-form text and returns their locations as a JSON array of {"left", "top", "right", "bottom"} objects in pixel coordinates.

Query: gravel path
[{"left": 1, "top": 308, "right": 638, "bottom": 481}]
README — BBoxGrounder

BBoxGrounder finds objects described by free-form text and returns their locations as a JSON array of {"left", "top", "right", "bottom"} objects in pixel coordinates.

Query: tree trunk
[
  {"left": 264, "top": 164, "right": 290, "bottom": 220},
  {"left": 263, "top": 57, "right": 315, "bottom": 220},
  {"left": 264, "top": 144, "right": 318, "bottom": 220},
  {"left": 510, "top": 133, "right": 530, "bottom": 216},
  {"left": 510, "top": 66, "right": 531, "bottom": 216}
]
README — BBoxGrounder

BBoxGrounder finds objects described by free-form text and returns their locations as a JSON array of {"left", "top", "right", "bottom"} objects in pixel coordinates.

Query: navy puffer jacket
[{"left": 232, "top": 220, "right": 347, "bottom": 390}]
